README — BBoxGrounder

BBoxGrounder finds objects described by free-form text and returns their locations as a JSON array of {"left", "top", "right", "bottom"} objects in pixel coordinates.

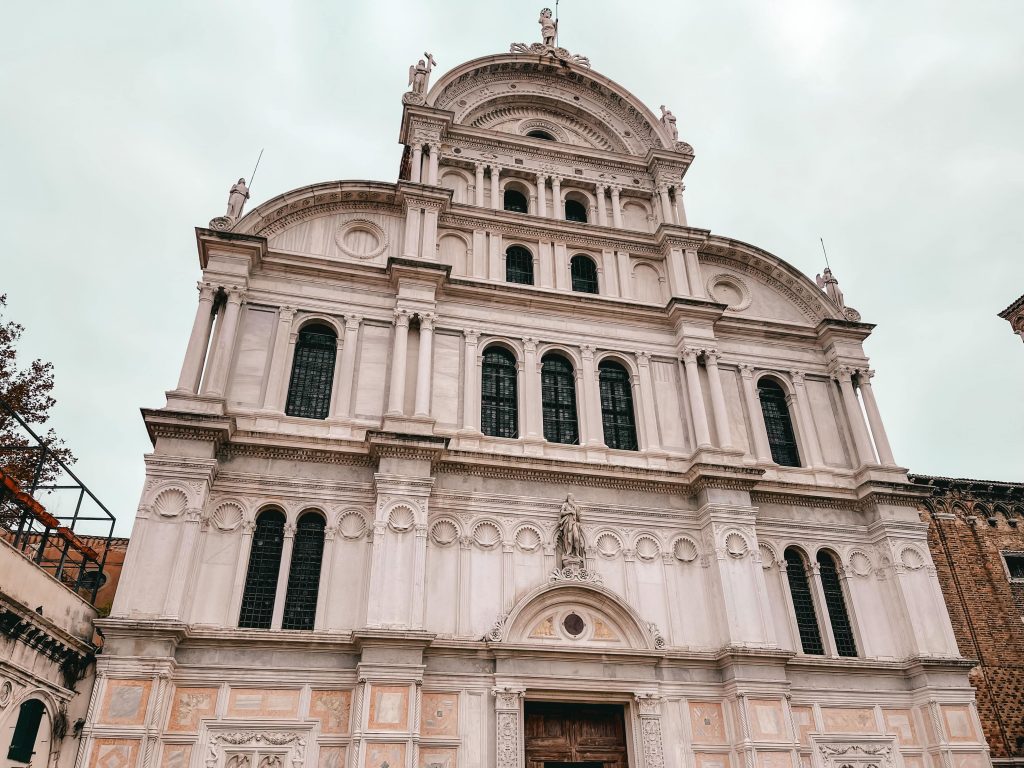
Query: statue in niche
[
  {"left": 815, "top": 267, "right": 846, "bottom": 310},
  {"left": 556, "top": 494, "right": 586, "bottom": 565},
  {"left": 539, "top": 8, "right": 558, "bottom": 47},
  {"left": 408, "top": 52, "right": 437, "bottom": 96},
  {"left": 224, "top": 177, "right": 250, "bottom": 220},
  {"left": 660, "top": 105, "right": 679, "bottom": 141}
]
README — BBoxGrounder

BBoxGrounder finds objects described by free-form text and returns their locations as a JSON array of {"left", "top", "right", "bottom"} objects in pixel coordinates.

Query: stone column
[
  {"left": 704, "top": 350, "right": 733, "bottom": 450},
  {"left": 857, "top": 369, "right": 897, "bottom": 466},
  {"left": 421, "top": 203, "right": 439, "bottom": 259},
  {"left": 314, "top": 524, "right": 337, "bottom": 631},
  {"left": 490, "top": 165, "right": 500, "bottom": 210},
  {"left": 387, "top": 310, "right": 412, "bottom": 416},
  {"left": 580, "top": 345, "right": 603, "bottom": 446},
  {"left": 462, "top": 330, "right": 481, "bottom": 432},
  {"left": 616, "top": 251, "right": 632, "bottom": 299},
  {"left": 832, "top": 366, "right": 876, "bottom": 466},
  {"left": 657, "top": 184, "right": 673, "bottom": 222},
  {"left": 475, "top": 164, "right": 485, "bottom": 207},
  {"left": 227, "top": 519, "right": 255, "bottom": 625},
  {"left": 588, "top": 199, "right": 598, "bottom": 224},
  {"left": 162, "top": 506, "right": 204, "bottom": 618},
  {"left": 789, "top": 371, "right": 825, "bottom": 468},
  {"left": 684, "top": 248, "right": 705, "bottom": 297},
  {"left": 270, "top": 522, "right": 296, "bottom": 630},
  {"left": 427, "top": 144, "right": 440, "bottom": 185},
  {"left": 412, "top": 523, "right": 428, "bottom": 628},
  {"left": 634, "top": 695, "right": 666, "bottom": 768},
  {"left": 413, "top": 313, "right": 435, "bottom": 418},
  {"left": 410, "top": 145, "right": 423, "bottom": 183},
  {"left": 402, "top": 204, "right": 420, "bottom": 259},
  {"left": 596, "top": 184, "right": 608, "bottom": 226},
  {"left": 492, "top": 688, "right": 525, "bottom": 768},
  {"left": 809, "top": 560, "right": 839, "bottom": 657},
  {"left": 551, "top": 177, "right": 562, "bottom": 218},
  {"left": 535, "top": 174, "right": 547, "bottom": 218},
  {"left": 522, "top": 338, "right": 542, "bottom": 439},
  {"left": 262, "top": 306, "right": 297, "bottom": 411},
  {"left": 331, "top": 315, "right": 361, "bottom": 419},
  {"left": 738, "top": 364, "right": 773, "bottom": 462},
  {"left": 635, "top": 351, "right": 662, "bottom": 452},
  {"left": 176, "top": 282, "right": 217, "bottom": 393},
  {"left": 610, "top": 186, "right": 623, "bottom": 229},
  {"left": 673, "top": 184, "right": 688, "bottom": 226},
  {"left": 202, "top": 286, "right": 244, "bottom": 397},
  {"left": 681, "top": 349, "right": 712, "bottom": 449}
]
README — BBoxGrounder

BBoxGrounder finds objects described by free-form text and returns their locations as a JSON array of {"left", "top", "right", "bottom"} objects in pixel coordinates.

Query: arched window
[
  {"left": 505, "top": 246, "right": 534, "bottom": 285},
  {"left": 783, "top": 548, "right": 824, "bottom": 655},
  {"left": 565, "top": 199, "right": 588, "bottom": 223},
  {"left": 527, "top": 129, "right": 555, "bottom": 141},
  {"left": 758, "top": 379, "right": 801, "bottom": 467},
  {"left": 7, "top": 699, "right": 45, "bottom": 763},
  {"left": 281, "top": 512, "right": 326, "bottom": 631},
  {"left": 285, "top": 323, "right": 337, "bottom": 420},
  {"left": 239, "top": 509, "right": 286, "bottom": 629},
  {"left": 817, "top": 550, "right": 858, "bottom": 657},
  {"left": 541, "top": 354, "right": 579, "bottom": 445},
  {"left": 481, "top": 346, "right": 518, "bottom": 438},
  {"left": 503, "top": 188, "right": 528, "bottom": 213},
  {"left": 570, "top": 255, "right": 599, "bottom": 294},
  {"left": 598, "top": 361, "right": 638, "bottom": 451}
]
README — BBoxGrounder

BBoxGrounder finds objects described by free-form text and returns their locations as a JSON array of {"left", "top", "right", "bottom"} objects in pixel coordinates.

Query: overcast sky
[{"left": 3, "top": 1, "right": 1023, "bottom": 536}]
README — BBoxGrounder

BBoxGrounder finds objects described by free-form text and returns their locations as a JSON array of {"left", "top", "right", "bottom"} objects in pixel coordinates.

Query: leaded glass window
[
  {"left": 541, "top": 354, "right": 579, "bottom": 445},
  {"left": 784, "top": 548, "right": 824, "bottom": 655},
  {"left": 505, "top": 246, "right": 534, "bottom": 285},
  {"left": 758, "top": 378, "right": 801, "bottom": 467},
  {"left": 598, "top": 361, "right": 638, "bottom": 451},
  {"left": 504, "top": 188, "right": 528, "bottom": 213},
  {"left": 238, "top": 509, "right": 286, "bottom": 629},
  {"left": 481, "top": 346, "right": 518, "bottom": 438},
  {"left": 570, "top": 255, "right": 599, "bottom": 294},
  {"left": 565, "top": 199, "right": 588, "bottom": 223},
  {"left": 285, "top": 323, "right": 337, "bottom": 420},
  {"left": 818, "top": 550, "right": 858, "bottom": 657},
  {"left": 282, "top": 512, "right": 326, "bottom": 631}
]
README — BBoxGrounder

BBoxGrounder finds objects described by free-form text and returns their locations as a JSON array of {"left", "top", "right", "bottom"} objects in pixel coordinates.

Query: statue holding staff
[{"left": 556, "top": 493, "right": 586, "bottom": 563}]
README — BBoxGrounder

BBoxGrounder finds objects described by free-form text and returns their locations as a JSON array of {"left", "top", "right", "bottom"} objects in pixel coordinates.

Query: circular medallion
[{"left": 562, "top": 612, "right": 586, "bottom": 637}]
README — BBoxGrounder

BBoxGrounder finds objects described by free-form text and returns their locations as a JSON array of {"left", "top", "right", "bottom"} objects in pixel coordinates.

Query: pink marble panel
[
  {"left": 310, "top": 690, "right": 352, "bottom": 735},
  {"left": 166, "top": 687, "right": 219, "bottom": 733},
  {"left": 790, "top": 706, "right": 815, "bottom": 746},
  {"left": 942, "top": 706, "right": 977, "bottom": 743},
  {"left": 690, "top": 701, "right": 728, "bottom": 744},
  {"left": 694, "top": 752, "right": 731, "bottom": 768},
  {"left": 953, "top": 754, "right": 986, "bottom": 768},
  {"left": 882, "top": 708, "right": 919, "bottom": 747},
  {"left": 99, "top": 681, "right": 152, "bottom": 726},
  {"left": 160, "top": 744, "right": 192, "bottom": 768},
  {"left": 364, "top": 743, "right": 406, "bottom": 768},
  {"left": 902, "top": 755, "right": 925, "bottom": 768},
  {"left": 90, "top": 739, "right": 141, "bottom": 768},
  {"left": 317, "top": 746, "right": 346, "bottom": 768},
  {"left": 757, "top": 752, "right": 792, "bottom": 768},
  {"left": 367, "top": 686, "right": 410, "bottom": 731},
  {"left": 225, "top": 688, "right": 300, "bottom": 719},
  {"left": 419, "top": 747, "right": 458, "bottom": 768},
  {"left": 749, "top": 700, "right": 786, "bottom": 740},
  {"left": 821, "top": 707, "right": 877, "bottom": 735},
  {"left": 420, "top": 692, "right": 459, "bottom": 738}
]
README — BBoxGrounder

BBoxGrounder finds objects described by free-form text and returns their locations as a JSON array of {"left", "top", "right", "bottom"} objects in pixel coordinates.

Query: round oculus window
[{"left": 562, "top": 612, "right": 586, "bottom": 637}]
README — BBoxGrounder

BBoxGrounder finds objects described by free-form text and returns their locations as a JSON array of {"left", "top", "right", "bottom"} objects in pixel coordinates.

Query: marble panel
[
  {"left": 227, "top": 307, "right": 274, "bottom": 406},
  {"left": 431, "top": 332, "right": 461, "bottom": 428},
  {"left": 419, "top": 747, "right": 458, "bottom": 768},
  {"left": 90, "top": 739, "right": 141, "bottom": 768},
  {"left": 757, "top": 752, "right": 792, "bottom": 768},
  {"left": 420, "top": 692, "right": 459, "bottom": 737},
  {"left": 317, "top": 746, "right": 346, "bottom": 768},
  {"left": 942, "top": 705, "right": 977, "bottom": 743},
  {"left": 821, "top": 707, "right": 877, "bottom": 734},
  {"left": 166, "top": 687, "right": 219, "bottom": 733},
  {"left": 882, "top": 708, "right": 919, "bottom": 747},
  {"left": 363, "top": 742, "right": 406, "bottom": 768},
  {"left": 226, "top": 688, "right": 300, "bottom": 719},
  {"left": 367, "top": 685, "right": 410, "bottom": 731},
  {"left": 749, "top": 700, "right": 786, "bottom": 741},
  {"left": 690, "top": 701, "right": 727, "bottom": 744},
  {"left": 160, "top": 744, "right": 192, "bottom": 768},
  {"left": 310, "top": 690, "right": 352, "bottom": 735},
  {"left": 99, "top": 680, "right": 152, "bottom": 726},
  {"left": 902, "top": 755, "right": 925, "bottom": 768},
  {"left": 790, "top": 706, "right": 815, "bottom": 746},
  {"left": 353, "top": 324, "right": 390, "bottom": 418},
  {"left": 694, "top": 752, "right": 731, "bottom": 768},
  {"left": 953, "top": 754, "right": 986, "bottom": 768}
]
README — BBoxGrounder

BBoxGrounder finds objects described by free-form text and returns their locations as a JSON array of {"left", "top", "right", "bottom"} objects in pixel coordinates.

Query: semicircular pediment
[{"left": 463, "top": 96, "right": 626, "bottom": 152}]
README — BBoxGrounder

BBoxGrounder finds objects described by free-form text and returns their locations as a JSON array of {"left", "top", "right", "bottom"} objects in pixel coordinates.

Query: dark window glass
[
  {"left": 7, "top": 700, "right": 45, "bottom": 763},
  {"left": 541, "top": 355, "right": 579, "bottom": 445},
  {"left": 565, "top": 199, "right": 588, "bottom": 223},
  {"left": 1006, "top": 554, "right": 1024, "bottom": 580},
  {"left": 239, "top": 509, "right": 286, "bottom": 629},
  {"left": 282, "top": 513, "right": 326, "bottom": 631},
  {"left": 285, "top": 324, "right": 337, "bottom": 420},
  {"left": 598, "top": 361, "right": 638, "bottom": 451},
  {"left": 570, "top": 255, "right": 599, "bottom": 294},
  {"left": 503, "top": 188, "right": 528, "bottom": 213},
  {"left": 784, "top": 548, "right": 824, "bottom": 655},
  {"left": 527, "top": 130, "right": 555, "bottom": 141},
  {"left": 818, "top": 551, "right": 858, "bottom": 657},
  {"left": 758, "top": 379, "right": 801, "bottom": 467},
  {"left": 505, "top": 246, "right": 535, "bottom": 285},
  {"left": 481, "top": 347, "right": 518, "bottom": 439}
]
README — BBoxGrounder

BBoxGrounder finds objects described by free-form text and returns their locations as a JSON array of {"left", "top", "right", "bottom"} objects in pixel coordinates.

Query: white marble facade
[{"left": 86, "top": 32, "right": 989, "bottom": 768}]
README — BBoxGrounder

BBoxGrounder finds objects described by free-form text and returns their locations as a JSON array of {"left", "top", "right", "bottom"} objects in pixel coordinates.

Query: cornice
[
  {"left": 366, "top": 431, "right": 449, "bottom": 463},
  {"left": 142, "top": 408, "right": 234, "bottom": 449},
  {"left": 234, "top": 182, "right": 404, "bottom": 238},
  {"left": 220, "top": 440, "right": 372, "bottom": 468}
]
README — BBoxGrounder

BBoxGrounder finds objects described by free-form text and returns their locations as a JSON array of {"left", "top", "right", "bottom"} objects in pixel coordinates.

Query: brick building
[{"left": 912, "top": 474, "right": 1024, "bottom": 768}]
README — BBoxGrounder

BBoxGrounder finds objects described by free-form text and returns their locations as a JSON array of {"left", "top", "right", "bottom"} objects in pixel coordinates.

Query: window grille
[
  {"left": 758, "top": 379, "right": 801, "bottom": 467},
  {"left": 284, "top": 324, "right": 337, "bottom": 420},
  {"left": 7, "top": 699, "right": 44, "bottom": 763},
  {"left": 541, "top": 355, "right": 579, "bottom": 445},
  {"left": 238, "top": 510, "right": 286, "bottom": 629},
  {"left": 281, "top": 513, "right": 326, "bottom": 631},
  {"left": 598, "top": 361, "right": 638, "bottom": 451},
  {"left": 784, "top": 548, "right": 824, "bottom": 655},
  {"left": 565, "top": 199, "right": 588, "bottom": 223},
  {"left": 570, "top": 255, "right": 599, "bottom": 294},
  {"left": 481, "top": 346, "right": 519, "bottom": 438},
  {"left": 503, "top": 189, "right": 528, "bottom": 213},
  {"left": 818, "top": 551, "right": 858, "bottom": 657},
  {"left": 1005, "top": 553, "right": 1024, "bottom": 581},
  {"left": 505, "top": 246, "right": 535, "bottom": 285}
]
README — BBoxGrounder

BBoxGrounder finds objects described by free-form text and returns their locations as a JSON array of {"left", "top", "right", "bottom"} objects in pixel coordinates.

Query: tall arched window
[
  {"left": 481, "top": 346, "right": 518, "bottom": 439},
  {"left": 7, "top": 699, "right": 45, "bottom": 763},
  {"left": 565, "top": 199, "right": 588, "bottom": 223},
  {"left": 285, "top": 323, "right": 337, "bottom": 420},
  {"left": 570, "top": 255, "right": 599, "bottom": 294},
  {"left": 598, "top": 360, "right": 638, "bottom": 451},
  {"left": 817, "top": 550, "right": 858, "bottom": 657},
  {"left": 282, "top": 512, "right": 326, "bottom": 631},
  {"left": 758, "top": 378, "right": 801, "bottom": 467},
  {"left": 783, "top": 548, "right": 824, "bottom": 655},
  {"left": 503, "top": 188, "right": 528, "bottom": 213},
  {"left": 505, "top": 246, "right": 534, "bottom": 285},
  {"left": 239, "top": 509, "right": 286, "bottom": 629},
  {"left": 541, "top": 354, "right": 579, "bottom": 445}
]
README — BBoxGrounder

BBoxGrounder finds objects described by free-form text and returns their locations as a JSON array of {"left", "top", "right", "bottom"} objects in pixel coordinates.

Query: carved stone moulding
[
  {"left": 706, "top": 273, "right": 752, "bottom": 312},
  {"left": 334, "top": 218, "right": 389, "bottom": 260}
]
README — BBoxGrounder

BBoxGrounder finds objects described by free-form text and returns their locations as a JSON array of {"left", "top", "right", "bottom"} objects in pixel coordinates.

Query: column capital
[
  {"left": 393, "top": 309, "right": 412, "bottom": 327},
  {"left": 580, "top": 344, "right": 596, "bottom": 360},
  {"left": 858, "top": 368, "right": 877, "bottom": 383},
  {"left": 595, "top": 183, "right": 607, "bottom": 193},
  {"left": 635, "top": 350, "right": 652, "bottom": 366},
  {"left": 475, "top": 162, "right": 486, "bottom": 172},
  {"left": 829, "top": 364, "right": 855, "bottom": 383},
  {"left": 737, "top": 362, "right": 756, "bottom": 379},
  {"left": 536, "top": 172, "right": 547, "bottom": 182},
  {"left": 703, "top": 348, "right": 721, "bottom": 364},
  {"left": 634, "top": 693, "right": 664, "bottom": 715},
  {"left": 197, "top": 281, "right": 217, "bottom": 300},
  {"left": 278, "top": 306, "right": 296, "bottom": 322},
  {"left": 226, "top": 286, "right": 246, "bottom": 304},
  {"left": 680, "top": 348, "right": 700, "bottom": 364},
  {"left": 324, "top": 525, "right": 338, "bottom": 541},
  {"left": 789, "top": 370, "right": 806, "bottom": 386},
  {"left": 609, "top": 185, "right": 622, "bottom": 195},
  {"left": 344, "top": 314, "right": 362, "bottom": 330},
  {"left": 522, "top": 337, "right": 539, "bottom": 353},
  {"left": 463, "top": 328, "right": 481, "bottom": 345},
  {"left": 418, "top": 312, "right": 436, "bottom": 330},
  {"left": 283, "top": 522, "right": 297, "bottom": 538},
  {"left": 491, "top": 687, "right": 525, "bottom": 709}
]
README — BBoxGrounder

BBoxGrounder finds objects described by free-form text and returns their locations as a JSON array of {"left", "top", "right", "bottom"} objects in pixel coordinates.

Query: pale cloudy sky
[{"left": 2, "top": 1, "right": 1022, "bottom": 535}]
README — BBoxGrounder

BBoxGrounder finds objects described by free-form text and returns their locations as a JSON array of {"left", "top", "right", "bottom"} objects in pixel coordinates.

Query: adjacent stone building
[{"left": 85, "top": 19, "right": 992, "bottom": 768}]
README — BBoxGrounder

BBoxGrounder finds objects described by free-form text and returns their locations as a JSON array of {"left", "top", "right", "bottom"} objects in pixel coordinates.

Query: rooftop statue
[
  {"left": 815, "top": 267, "right": 845, "bottom": 310},
  {"left": 539, "top": 7, "right": 558, "bottom": 47},
  {"left": 408, "top": 52, "right": 437, "bottom": 97},
  {"left": 510, "top": 8, "right": 591, "bottom": 67},
  {"left": 225, "top": 178, "right": 250, "bottom": 220},
  {"left": 660, "top": 105, "right": 679, "bottom": 141}
]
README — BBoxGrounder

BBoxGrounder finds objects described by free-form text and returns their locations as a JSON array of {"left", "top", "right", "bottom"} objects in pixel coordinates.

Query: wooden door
[{"left": 524, "top": 701, "right": 629, "bottom": 768}]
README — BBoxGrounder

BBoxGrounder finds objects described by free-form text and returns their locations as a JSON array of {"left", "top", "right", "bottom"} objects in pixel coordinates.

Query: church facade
[{"left": 81, "top": 21, "right": 990, "bottom": 768}]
